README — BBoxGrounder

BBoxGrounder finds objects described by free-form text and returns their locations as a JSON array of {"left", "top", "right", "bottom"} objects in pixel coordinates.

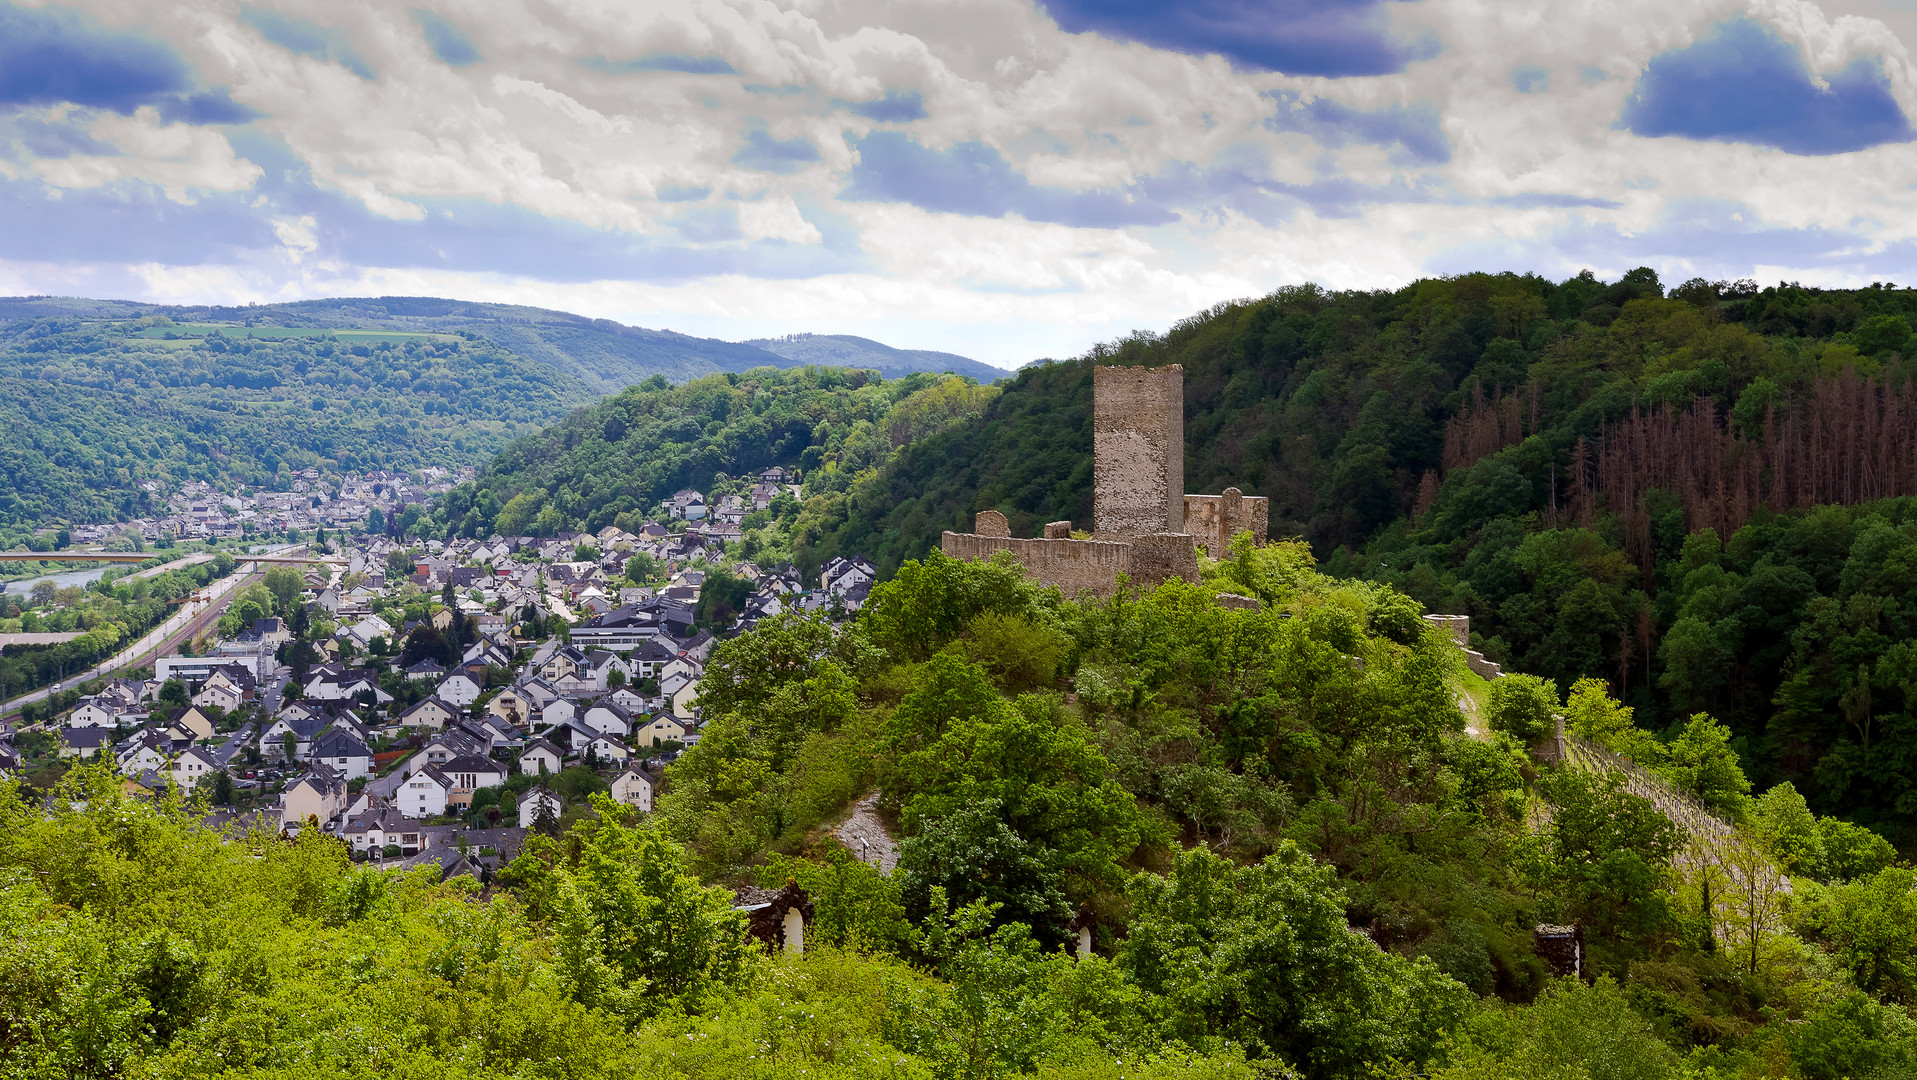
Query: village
[
  {"left": 43, "top": 464, "right": 476, "bottom": 549},
  {"left": 5, "top": 465, "right": 878, "bottom": 882}
]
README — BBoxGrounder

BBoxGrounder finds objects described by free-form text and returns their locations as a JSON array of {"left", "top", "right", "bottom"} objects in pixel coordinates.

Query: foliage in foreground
[{"left": 6, "top": 552, "right": 1916, "bottom": 1079}]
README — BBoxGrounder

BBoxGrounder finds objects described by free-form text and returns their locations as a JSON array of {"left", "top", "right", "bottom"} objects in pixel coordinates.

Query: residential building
[
  {"left": 610, "top": 767, "right": 653, "bottom": 812},
  {"left": 519, "top": 786, "right": 562, "bottom": 828}
]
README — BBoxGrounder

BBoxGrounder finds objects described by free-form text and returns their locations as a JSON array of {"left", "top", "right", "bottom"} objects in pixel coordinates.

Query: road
[{"left": 0, "top": 548, "right": 301, "bottom": 719}]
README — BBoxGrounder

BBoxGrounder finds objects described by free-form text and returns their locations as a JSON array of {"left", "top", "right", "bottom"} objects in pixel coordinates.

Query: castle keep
[{"left": 941, "top": 364, "right": 1268, "bottom": 596}]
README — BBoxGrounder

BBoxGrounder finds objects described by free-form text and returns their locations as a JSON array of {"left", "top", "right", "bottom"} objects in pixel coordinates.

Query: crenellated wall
[
  {"left": 1183, "top": 489, "right": 1269, "bottom": 554},
  {"left": 940, "top": 531, "right": 1137, "bottom": 597},
  {"left": 945, "top": 363, "right": 1246, "bottom": 597}
]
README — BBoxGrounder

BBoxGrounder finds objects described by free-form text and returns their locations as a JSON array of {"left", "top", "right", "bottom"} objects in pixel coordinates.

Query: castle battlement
[{"left": 942, "top": 364, "right": 1268, "bottom": 597}]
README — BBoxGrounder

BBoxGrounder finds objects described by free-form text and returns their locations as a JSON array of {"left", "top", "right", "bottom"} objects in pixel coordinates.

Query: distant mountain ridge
[
  {"left": 0, "top": 295, "right": 1006, "bottom": 392},
  {"left": 743, "top": 332, "right": 1005, "bottom": 382}
]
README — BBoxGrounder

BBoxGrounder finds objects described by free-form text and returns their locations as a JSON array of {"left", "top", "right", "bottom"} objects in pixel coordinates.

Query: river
[
  {"left": 1, "top": 543, "right": 300, "bottom": 599},
  {"left": 2, "top": 565, "right": 114, "bottom": 596}
]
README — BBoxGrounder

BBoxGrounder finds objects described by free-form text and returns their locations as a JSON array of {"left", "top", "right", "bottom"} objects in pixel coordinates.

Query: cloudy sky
[{"left": 3, "top": 0, "right": 1917, "bottom": 367}]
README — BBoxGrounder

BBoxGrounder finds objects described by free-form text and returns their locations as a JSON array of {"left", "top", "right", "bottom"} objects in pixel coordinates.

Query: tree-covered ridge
[
  {"left": 790, "top": 273, "right": 1917, "bottom": 571},
  {"left": 0, "top": 295, "right": 1004, "bottom": 391},
  {"left": 754, "top": 271, "right": 1917, "bottom": 837},
  {"left": 421, "top": 367, "right": 997, "bottom": 540},
  {"left": 0, "top": 317, "right": 596, "bottom": 527}
]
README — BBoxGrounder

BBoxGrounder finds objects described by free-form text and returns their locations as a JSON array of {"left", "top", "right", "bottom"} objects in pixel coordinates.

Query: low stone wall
[
  {"left": 1129, "top": 532, "right": 1200, "bottom": 588},
  {"left": 941, "top": 531, "right": 1137, "bottom": 597},
  {"left": 1183, "top": 491, "right": 1270, "bottom": 551}
]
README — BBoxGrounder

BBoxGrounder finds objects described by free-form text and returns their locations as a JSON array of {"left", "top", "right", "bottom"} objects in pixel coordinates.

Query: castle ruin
[{"left": 941, "top": 364, "right": 1268, "bottom": 596}]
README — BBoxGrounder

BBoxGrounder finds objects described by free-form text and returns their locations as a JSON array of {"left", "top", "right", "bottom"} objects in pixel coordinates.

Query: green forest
[
  {"left": 419, "top": 366, "right": 997, "bottom": 546},
  {"left": 6, "top": 551, "right": 1913, "bottom": 1079},
  {"left": 0, "top": 315, "right": 595, "bottom": 528},
  {"left": 434, "top": 270, "right": 1917, "bottom": 843}
]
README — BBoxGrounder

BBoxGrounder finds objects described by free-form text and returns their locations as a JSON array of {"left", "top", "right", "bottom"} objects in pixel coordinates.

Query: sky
[{"left": 4, "top": 0, "right": 1917, "bottom": 368}]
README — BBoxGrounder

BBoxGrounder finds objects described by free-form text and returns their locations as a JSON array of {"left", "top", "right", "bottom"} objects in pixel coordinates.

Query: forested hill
[
  {"left": 783, "top": 271, "right": 1917, "bottom": 837},
  {"left": 0, "top": 296, "right": 1003, "bottom": 392},
  {"left": 435, "top": 269, "right": 1917, "bottom": 833},
  {"left": 0, "top": 317, "right": 595, "bottom": 528},
  {"left": 743, "top": 332, "right": 1003, "bottom": 382},
  {"left": 420, "top": 366, "right": 997, "bottom": 545}
]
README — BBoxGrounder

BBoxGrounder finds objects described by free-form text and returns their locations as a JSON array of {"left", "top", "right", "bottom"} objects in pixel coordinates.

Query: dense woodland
[
  {"left": 424, "top": 367, "right": 998, "bottom": 557},
  {"left": 5, "top": 551, "right": 1913, "bottom": 1079},
  {"left": 0, "top": 316, "right": 595, "bottom": 528},
  {"left": 784, "top": 274, "right": 1917, "bottom": 842},
  {"left": 441, "top": 271, "right": 1917, "bottom": 841}
]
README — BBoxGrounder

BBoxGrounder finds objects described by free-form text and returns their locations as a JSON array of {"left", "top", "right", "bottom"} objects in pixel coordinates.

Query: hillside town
[
  {"left": 45, "top": 466, "right": 475, "bottom": 548},
  {"left": 5, "top": 466, "right": 875, "bottom": 877}
]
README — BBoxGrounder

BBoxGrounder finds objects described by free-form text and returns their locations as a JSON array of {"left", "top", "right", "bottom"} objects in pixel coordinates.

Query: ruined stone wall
[
  {"left": 940, "top": 531, "right": 1137, "bottom": 597},
  {"left": 1093, "top": 365, "right": 1183, "bottom": 539},
  {"left": 1128, "top": 533, "right": 1200, "bottom": 588},
  {"left": 1183, "top": 490, "right": 1270, "bottom": 554}
]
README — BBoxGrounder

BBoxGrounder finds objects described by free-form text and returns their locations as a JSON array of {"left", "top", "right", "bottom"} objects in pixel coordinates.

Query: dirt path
[{"left": 832, "top": 793, "right": 899, "bottom": 874}]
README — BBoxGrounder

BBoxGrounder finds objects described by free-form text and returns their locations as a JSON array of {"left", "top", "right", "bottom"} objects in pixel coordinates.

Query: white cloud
[
  {"left": 15, "top": 0, "right": 1917, "bottom": 365},
  {"left": 23, "top": 106, "right": 262, "bottom": 202},
  {"left": 735, "top": 195, "right": 823, "bottom": 243}
]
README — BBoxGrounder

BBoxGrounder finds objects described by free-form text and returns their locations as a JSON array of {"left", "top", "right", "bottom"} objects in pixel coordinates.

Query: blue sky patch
[
  {"left": 733, "top": 128, "right": 821, "bottom": 173},
  {"left": 239, "top": 7, "right": 374, "bottom": 80},
  {"left": 1042, "top": 0, "right": 1434, "bottom": 78},
  {"left": 0, "top": 2, "right": 190, "bottom": 113},
  {"left": 584, "top": 54, "right": 735, "bottom": 75},
  {"left": 838, "top": 90, "right": 927, "bottom": 123},
  {"left": 842, "top": 132, "right": 1177, "bottom": 227},
  {"left": 157, "top": 89, "right": 260, "bottom": 125},
  {"left": 0, "top": 129, "right": 865, "bottom": 284},
  {"left": 1266, "top": 91, "right": 1450, "bottom": 164},
  {"left": 413, "top": 10, "right": 480, "bottom": 67},
  {"left": 1513, "top": 66, "right": 1548, "bottom": 94},
  {"left": 1622, "top": 19, "right": 1913, "bottom": 155}
]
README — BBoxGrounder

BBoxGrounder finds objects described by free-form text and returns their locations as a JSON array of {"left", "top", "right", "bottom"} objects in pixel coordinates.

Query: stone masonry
[
  {"left": 942, "top": 364, "right": 1269, "bottom": 597},
  {"left": 1092, "top": 365, "right": 1184, "bottom": 539}
]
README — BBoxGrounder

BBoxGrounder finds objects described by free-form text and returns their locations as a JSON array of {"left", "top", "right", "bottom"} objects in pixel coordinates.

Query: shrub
[{"left": 1486, "top": 673, "right": 1556, "bottom": 743}]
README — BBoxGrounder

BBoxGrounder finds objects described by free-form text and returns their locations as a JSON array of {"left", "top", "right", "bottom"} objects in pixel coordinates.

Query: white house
[
  {"left": 338, "top": 614, "right": 395, "bottom": 650},
  {"left": 66, "top": 700, "right": 119, "bottom": 729},
  {"left": 581, "top": 700, "right": 633, "bottom": 737},
  {"left": 439, "top": 753, "right": 506, "bottom": 796},
  {"left": 342, "top": 805, "right": 427, "bottom": 856},
  {"left": 610, "top": 767, "right": 653, "bottom": 812},
  {"left": 519, "top": 786, "right": 562, "bottom": 828},
  {"left": 399, "top": 766, "right": 455, "bottom": 818},
  {"left": 435, "top": 673, "right": 483, "bottom": 708},
  {"left": 58, "top": 727, "right": 112, "bottom": 759},
  {"left": 310, "top": 728, "right": 375, "bottom": 781},
  {"left": 118, "top": 733, "right": 172, "bottom": 776},
  {"left": 518, "top": 738, "right": 564, "bottom": 776},
  {"left": 191, "top": 681, "right": 243, "bottom": 713},
  {"left": 537, "top": 699, "right": 576, "bottom": 727},
  {"left": 583, "top": 733, "right": 629, "bottom": 765}
]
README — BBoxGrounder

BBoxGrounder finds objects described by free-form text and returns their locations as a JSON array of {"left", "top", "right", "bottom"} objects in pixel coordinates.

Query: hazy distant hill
[
  {"left": 0, "top": 296, "right": 1000, "bottom": 391},
  {"left": 743, "top": 333, "right": 1006, "bottom": 382}
]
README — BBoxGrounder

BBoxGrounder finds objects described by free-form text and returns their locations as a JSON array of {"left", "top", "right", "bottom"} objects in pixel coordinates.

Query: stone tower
[{"left": 1092, "top": 364, "right": 1184, "bottom": 539}]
